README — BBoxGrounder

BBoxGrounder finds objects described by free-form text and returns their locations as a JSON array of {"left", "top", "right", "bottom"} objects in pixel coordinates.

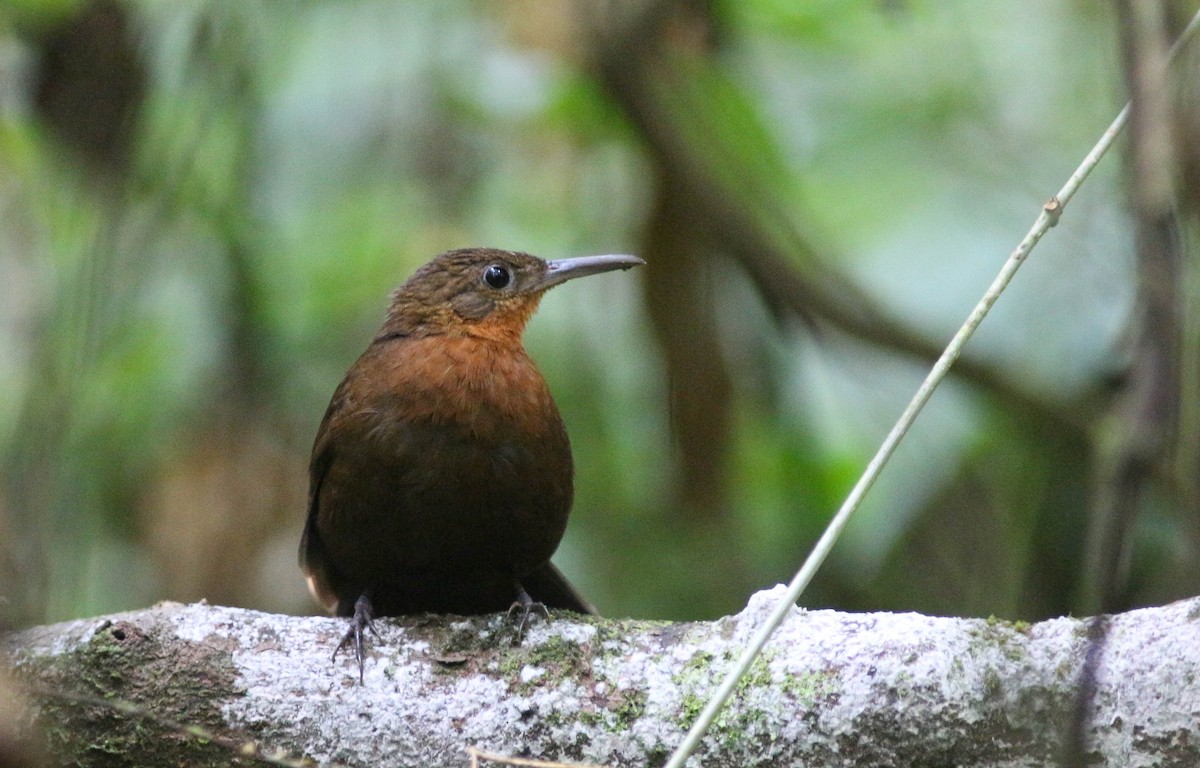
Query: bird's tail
[{"left": 523, "top": 562, "right": 598, "bottom": 615}]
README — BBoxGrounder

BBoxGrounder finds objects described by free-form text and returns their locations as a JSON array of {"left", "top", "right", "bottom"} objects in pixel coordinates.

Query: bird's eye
[{"left": 483, "top": 264, "right": 511, "bottom": 290}]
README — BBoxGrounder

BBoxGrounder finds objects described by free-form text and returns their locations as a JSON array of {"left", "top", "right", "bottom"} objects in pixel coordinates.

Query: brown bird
[{"left": 300, "top": 247, "right": 643, "bottom": 681}]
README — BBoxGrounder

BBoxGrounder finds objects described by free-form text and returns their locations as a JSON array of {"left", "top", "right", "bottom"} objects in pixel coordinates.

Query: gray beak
[{"left": 531, "top": 254, "right": 645, "bottom": 291}]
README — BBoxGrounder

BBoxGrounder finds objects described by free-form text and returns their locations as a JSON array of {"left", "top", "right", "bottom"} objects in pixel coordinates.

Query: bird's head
[{"left": 381, "top": 248, "right": 644, "bottom": 342}]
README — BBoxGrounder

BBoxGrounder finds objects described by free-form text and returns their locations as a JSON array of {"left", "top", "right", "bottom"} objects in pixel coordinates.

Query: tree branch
[{"left": 3, "top": 591, "right": 1200, "bottom": 766}]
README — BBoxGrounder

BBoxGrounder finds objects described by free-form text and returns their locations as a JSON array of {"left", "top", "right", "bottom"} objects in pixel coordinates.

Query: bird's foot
[
  {"left": 506, "top": 585, "right": 550, "bottom": 644},
  {"left": 333, "top": 593, "right": 381, "bottom": 684}
]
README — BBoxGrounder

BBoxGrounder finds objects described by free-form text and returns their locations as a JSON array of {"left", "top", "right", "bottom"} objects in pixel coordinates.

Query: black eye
[{"left": 483, "top": 264, "right": 511, "bottom": 289}]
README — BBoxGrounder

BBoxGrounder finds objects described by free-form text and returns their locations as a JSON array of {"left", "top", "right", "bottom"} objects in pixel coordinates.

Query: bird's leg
[
  {"left": 506, "top": 583, "right": 550, "bottom": 644},
  {"left": 333, "top": 593, "right": 380, "bottom": 684}
]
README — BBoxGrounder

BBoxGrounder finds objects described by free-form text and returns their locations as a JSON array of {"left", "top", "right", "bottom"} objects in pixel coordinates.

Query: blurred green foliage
[{"left": 1, "top": 0, "right": 1197, "bottom": 628}]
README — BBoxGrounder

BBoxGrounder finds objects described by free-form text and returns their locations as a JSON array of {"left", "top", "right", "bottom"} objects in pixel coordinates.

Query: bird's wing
[{"left": 298, "top": 374, "right": 352, "bottom": 613}]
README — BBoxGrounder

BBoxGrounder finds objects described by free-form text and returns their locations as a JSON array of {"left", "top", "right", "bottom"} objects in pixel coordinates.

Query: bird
[{"left": 299, "top": 246, "right": 644, "bottom": 681}]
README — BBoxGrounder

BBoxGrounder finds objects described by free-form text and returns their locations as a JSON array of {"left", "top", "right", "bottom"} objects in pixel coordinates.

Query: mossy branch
[{"left": 3, "top": 592, "right": 1200, "bottom": 767}]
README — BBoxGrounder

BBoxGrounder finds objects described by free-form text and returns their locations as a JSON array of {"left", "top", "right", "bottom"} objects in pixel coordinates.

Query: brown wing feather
[{"left": 298, "top": 374, "right": 353, "bottom": 613}]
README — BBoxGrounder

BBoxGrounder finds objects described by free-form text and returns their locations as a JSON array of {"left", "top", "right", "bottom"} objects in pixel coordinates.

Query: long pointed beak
[{"left": 531, "top": 254, "right": 645, "bottom": 291}]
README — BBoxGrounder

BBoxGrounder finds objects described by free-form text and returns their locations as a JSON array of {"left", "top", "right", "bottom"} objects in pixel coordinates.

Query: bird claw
[
  {"left": 507, "top": 586, "right": 549, "bottom": 644},
  {"left": 333, "top": 594, "right": 380, "bottom": 684}
]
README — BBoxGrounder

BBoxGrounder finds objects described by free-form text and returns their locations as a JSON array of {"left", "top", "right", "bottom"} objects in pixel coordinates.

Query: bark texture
[{"left": 3, "top": 587, "right": 1200, "bottom": 767}]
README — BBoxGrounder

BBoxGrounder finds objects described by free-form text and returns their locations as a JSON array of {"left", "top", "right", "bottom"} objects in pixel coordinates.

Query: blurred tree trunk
[
  {"left": 643, "top": 176, "right": 736, "bottom": 524},
  {"left": 133, "top": 14, "right": 306, "bottom": 613},
  {"left": 1170, "top": 1, "right": 1200, "bottom": 591},
  {"left": 1082, "top": 0, "right": 1187, "bottom": 615},
  {"left": 2, "top": 2, "right": 307, "bottom": 624},
  {"left": 591, "top": 0, "right": 738, "bottom": 529},
  {"left": 3, "top": 0, "right": 146, "bottom": 628}
]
